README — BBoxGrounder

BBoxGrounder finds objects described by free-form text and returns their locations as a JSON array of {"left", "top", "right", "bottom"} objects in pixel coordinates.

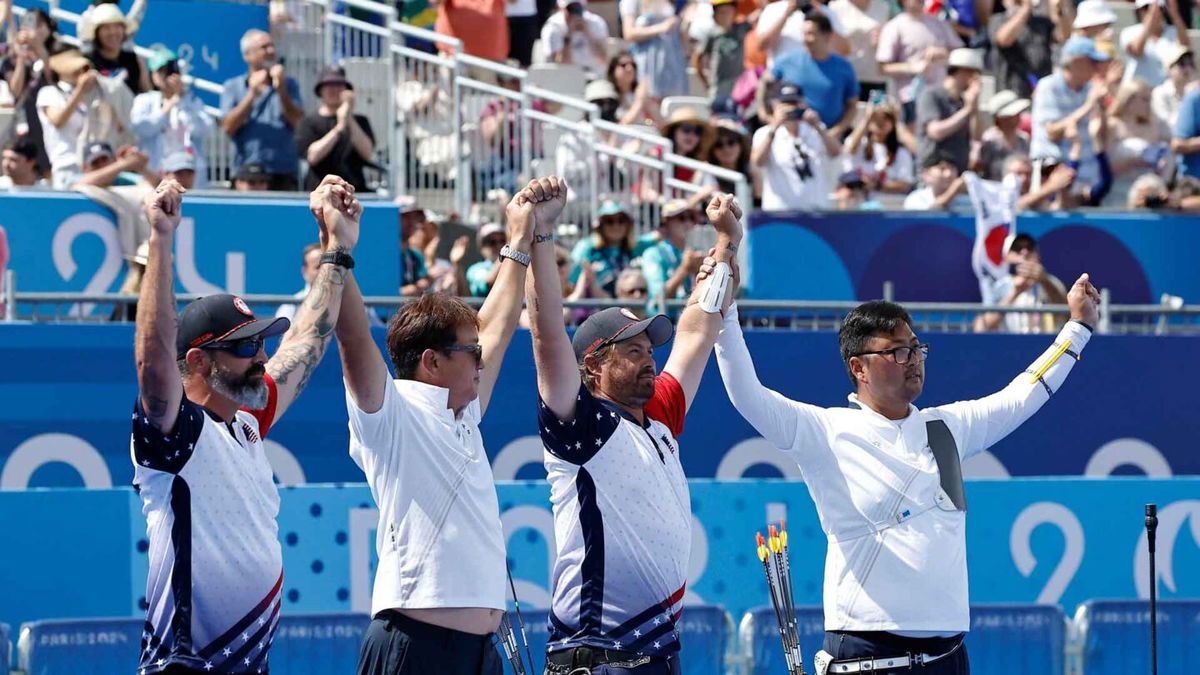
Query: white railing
[{"left": 21, "top": 0, "right": 752, "bottom": 225}]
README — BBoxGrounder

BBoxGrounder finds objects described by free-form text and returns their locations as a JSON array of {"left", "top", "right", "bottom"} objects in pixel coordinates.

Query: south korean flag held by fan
[{"left": 964, "top": 171, "right": 1019, "bottom": 302}]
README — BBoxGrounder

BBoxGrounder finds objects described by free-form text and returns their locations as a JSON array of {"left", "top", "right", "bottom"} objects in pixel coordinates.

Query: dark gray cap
[{"left": 571, "top": 307, "right": 674, "bottom": 363}]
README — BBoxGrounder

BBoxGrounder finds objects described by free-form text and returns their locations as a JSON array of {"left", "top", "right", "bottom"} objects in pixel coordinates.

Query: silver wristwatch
[{"left": 499, "top": 244, "right": 531, "bottom": 267}]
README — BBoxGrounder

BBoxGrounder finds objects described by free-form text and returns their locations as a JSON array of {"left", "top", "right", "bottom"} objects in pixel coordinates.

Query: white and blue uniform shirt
[
  {"left": 540, "top": 374, "right": 690, "bottom": 658},
  {"left": 130, "top": 375, "right": 282, "bottom": 674}
]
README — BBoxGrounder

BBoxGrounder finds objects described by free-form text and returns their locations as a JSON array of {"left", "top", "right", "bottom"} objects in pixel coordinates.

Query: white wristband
[{"left": 697, "top": 261, "right": 732, "bottom": 314}]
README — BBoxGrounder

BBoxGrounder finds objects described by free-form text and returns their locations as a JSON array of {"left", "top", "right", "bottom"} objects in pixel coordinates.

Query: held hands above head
[
  {"left": 307, "top": 175, "right": 362, "bottom": 253},
  {"left": 508, "top": 176, "right": 568, "bottom": 244},
  {"left": 144, "top": 179, "right": 187, "bottom": 234},
  {"left": 1067, "top": 273, "right": 1102, "bottom": 326},
  {"left": 704, "top": 193, "right": 744, "bottom": 247}
]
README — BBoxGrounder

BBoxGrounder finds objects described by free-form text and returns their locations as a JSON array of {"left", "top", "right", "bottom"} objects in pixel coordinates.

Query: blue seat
[
  {"left": 1078, "top": 599, "right": 1200, "bottom": 674},
  {"left": 741, "top": 605, "right": 826, "bottom": 675},
  {"left": 270, "top": 613, "right": 370, "bottom": 674},
  {"left": 507, "top": 605, "right": 732, "bottom": 675},
  {"left": 18, "top": 617, "right": 142, "bottom": 674},
  {"left": 966, "top": 603, "right": 1066, "bottom": 675}
]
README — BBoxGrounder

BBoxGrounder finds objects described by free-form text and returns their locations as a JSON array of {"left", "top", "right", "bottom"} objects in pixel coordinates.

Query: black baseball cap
[
  {"left": 572, "top": 307, "right": 674, "bottom": 363},
  {"left": 176, "top": 294, "right": 290, "bottom": 359},
  {"left": 236, "top": 162, "right": 269, "bottom": 182},
  {"left": 774, "top": 83, "right": 804, "bottom": 103}
]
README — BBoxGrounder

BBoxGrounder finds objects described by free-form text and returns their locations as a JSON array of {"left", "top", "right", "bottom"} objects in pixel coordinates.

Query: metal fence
[{"left": 6, "top": 274, "right": 1200, "bottom": 336}]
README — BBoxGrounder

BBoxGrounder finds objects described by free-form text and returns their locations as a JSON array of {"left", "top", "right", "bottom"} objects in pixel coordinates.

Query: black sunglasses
[
  {"left": 852, "top": 343, "right": 930, "bottom": 365},
  {"left": 206, "top": 337, "right": 264, "bottom": 358},
  {"left": 677, "top": 124, "right": 703, "bottom": 135},
  {"left": 443, "top": 343, "right": 483, "bottom": 364}
]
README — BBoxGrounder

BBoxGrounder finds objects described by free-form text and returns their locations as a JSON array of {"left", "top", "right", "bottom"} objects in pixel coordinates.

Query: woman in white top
[
  {"left": 131, "top": 49, "right": 214, "bottom": 188},
  {"left": 842, "top": 100, "right": 915, "bottom": 194},
  {"left": 36, "top": 50, "right": 96, "bottom": 188},
  {"left": 1118, "top": 0, "right": 1189, "bottom": 87},
  {"left": 620, "top": 0, "right": 690, "bottom": 98},
  {"left": 1105, "top": 79, "right": 1171, "bottom": 194}
]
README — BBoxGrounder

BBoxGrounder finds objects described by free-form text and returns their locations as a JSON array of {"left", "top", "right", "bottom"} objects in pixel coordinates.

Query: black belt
[{"left": 546, "top": 646, "right": 653, "bottom": 669}]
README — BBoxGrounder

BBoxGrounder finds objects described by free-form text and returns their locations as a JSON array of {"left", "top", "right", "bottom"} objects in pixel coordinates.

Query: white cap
[
  {"left": 477, "top": 222, "right": 505, "bottom": 246},
  {"left": 1160, "top": 41, "right": 1192, "bottom": 69},
  {"left": 1073, "top": 0, "right": 1117, "bottom": 28},
  {"left": 1134, "top": 0, "right": 1165, "bottom": 10},
  {"left": 585, "top": 78, "right": 619, "bottom": 102},
  {"left": 987, "top": 90, "right": 1031, "bottom": 117},
  {"left": 947, "top": 48, "right": 984, "bottom": 71}
]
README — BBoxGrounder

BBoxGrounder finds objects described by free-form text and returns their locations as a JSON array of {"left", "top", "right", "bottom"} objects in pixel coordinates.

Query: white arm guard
[{"left": 697, "top": 261, "right": 732, "bottom": 314}]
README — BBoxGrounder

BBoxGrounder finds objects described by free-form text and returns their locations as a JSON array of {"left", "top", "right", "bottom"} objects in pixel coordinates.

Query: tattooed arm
[
  {"left": 135, "top": 180, "right": 188, "bottom": 433},
  {"left": 265, "top": 177, "right": 362, "bottom": 424}
]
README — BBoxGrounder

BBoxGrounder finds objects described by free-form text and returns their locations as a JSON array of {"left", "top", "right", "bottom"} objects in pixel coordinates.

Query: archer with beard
[
  {"left": 524, "top": 181, "right": 743, "bottom": 674},
  {"left": 128, "top": 176, "right": 361, "bottom": 674}
]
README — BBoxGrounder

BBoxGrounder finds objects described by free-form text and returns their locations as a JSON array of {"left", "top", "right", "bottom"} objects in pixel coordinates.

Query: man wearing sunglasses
[
  {"left": 526, "top": 181, "right": 742, "bottom": 674},
  {"left": 336, "top": 181, "right": 540, "bottom": 675},
  {"left": 130, "top": 175, "right": 360, "bottom": 674},
  {"left": 706, "top": 268, "right": 1103, "bottom": 674}
]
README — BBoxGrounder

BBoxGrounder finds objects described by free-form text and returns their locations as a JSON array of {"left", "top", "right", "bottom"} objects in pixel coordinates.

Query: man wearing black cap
[
  {"left": 295, "top": 65, "right": 375, "bottom": 192},
  {"left": 130, "top": 175, "right": 360, "bottom": 673},
  {"left": 752, "top": 82, "right": 841, "bottom": 211},
  {"left": 234, "top": 162, "right": 271, "bottom": 191},
  {"left": 525, "top": 179, "right": 742, "bottom": 673}
]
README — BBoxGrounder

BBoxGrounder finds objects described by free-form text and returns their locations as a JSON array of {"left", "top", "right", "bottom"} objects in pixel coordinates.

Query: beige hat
[
  {"left": 661, "top": 199, "right": 691, "bottom": 220},
  {"left": 987, "top": 90, "right": 1031, "bottom": 118},
  {"left": 1160, "top": 42, "right": 1192, "bottom": 69},
  {"left": 82, "top": 3, "right": 132, "bottom": 41},
  {"left": 947, "top": 48, "right": 984, "bottom": 72},
  {"left": 47, "top": 50, "right": 92, "bottom": 77},
  {"left": 661, "top": 108, "right": 716, "bottom": 153}
]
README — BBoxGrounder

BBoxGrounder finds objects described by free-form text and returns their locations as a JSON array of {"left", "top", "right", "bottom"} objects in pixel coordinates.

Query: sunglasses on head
[{"left": 206, "top": 337, "right": 264, "bottom": 358}]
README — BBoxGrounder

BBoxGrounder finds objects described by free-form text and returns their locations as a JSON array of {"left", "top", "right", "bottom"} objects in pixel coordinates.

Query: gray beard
[{"left": 207, "top": 360, "right": 269, "bottom": 410}]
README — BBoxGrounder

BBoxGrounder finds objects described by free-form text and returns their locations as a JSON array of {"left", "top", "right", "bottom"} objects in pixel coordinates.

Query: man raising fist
[
  {"left": 340, "top": 179, "right": 535, "bottom": 675},
  {"left": 525, "top": 178, "right": 742, "bottom": 673},
  {"left": 131, "top": 176, "right": 359, "bottom": 673},
  {"left": 707, "top": 259, "right": 1102, "bottom": 673}
]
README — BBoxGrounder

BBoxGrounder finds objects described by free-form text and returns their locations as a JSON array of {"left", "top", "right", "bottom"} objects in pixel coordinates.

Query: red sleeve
[
  {"left": 644, "top": 372, "right": 686, "bottom": 437},
  {"left": 241, "top": 372, "right": 279, "bottom": 438}
]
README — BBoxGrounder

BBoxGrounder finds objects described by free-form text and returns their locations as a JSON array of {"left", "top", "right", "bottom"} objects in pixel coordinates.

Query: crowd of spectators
[{"left": 408, "top": 0, "right": 1200, "bottom": 214}]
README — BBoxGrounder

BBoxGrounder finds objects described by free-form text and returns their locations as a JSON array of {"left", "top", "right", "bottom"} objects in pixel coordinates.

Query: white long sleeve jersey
[{"left": 714, "top": 306, "right": 1091, "bottom": 633}]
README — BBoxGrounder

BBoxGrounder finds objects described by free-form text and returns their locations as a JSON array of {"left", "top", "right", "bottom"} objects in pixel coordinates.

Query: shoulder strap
[{"left": 926, "top": 418, "right": 966, "bottom": 511}]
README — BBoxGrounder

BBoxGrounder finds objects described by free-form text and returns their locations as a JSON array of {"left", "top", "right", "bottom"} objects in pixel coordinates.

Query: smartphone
[
  {"left": 1008, "top": 263, "right": 1018, "bottom": 275},
  {"left": 20, "top": 10, "right": 38, "bottom": 32},
  {"left": 869, "top": 89, "right": 887, "bottom": 106},
  {"left": 788, "top": 106, "right": 807, "bottom": 120}
]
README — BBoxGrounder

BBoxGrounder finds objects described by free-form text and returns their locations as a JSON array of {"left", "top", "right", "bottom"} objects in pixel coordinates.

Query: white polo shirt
[
  {"left": 347, "top": 378, "right": 506, "bottom": 615},
  {"left": 715, "top": 305, "right": 1091, "bottom": 633}
]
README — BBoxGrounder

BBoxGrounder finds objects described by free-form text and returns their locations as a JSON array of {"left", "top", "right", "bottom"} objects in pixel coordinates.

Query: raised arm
[
  {"left": 525, "top": 177, "right": 580, "bottom": 420},
  {"left": 474, "top": 178, "right": 540, "bottom": 415},
  {"left": 135, "top": 180, "right": 187, "bottom": 433},
  {"left": 263, "top": 177, "right": 359, "bottom": 424},
  {"left": 937, "top": 273, "right": 1100, "bottom": 457},
  {"left": 660, "top": 194, "right": 742, "bottom": 410}
]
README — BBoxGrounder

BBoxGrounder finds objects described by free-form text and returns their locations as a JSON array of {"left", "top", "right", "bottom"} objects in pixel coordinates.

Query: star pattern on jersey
[
  {"left": 223, "top": 647, "right": 232, "bottom": 657},
  {"left": 259, "top": 617, "right": 266, "bottom": 626},
  {"left": 204, "top": 662, "right": 213, "bottom": 671},
  {"left": 654, "top": 641, "right": 662, "bottom": 649},
  {"left": 613, "top": 640, "right": 621, "bottom": 648},
  {"left": 633, "top": 629, "right": 642, "bottom": 637}
]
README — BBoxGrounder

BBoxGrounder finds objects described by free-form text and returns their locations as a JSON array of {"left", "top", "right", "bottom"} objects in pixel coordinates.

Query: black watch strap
[{"left": 319, "top": 250, "right": 355, "bottom": 269}]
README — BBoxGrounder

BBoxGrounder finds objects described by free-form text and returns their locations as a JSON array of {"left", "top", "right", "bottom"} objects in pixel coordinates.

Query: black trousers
[
  {"left": 822, "top": 631, "right": 969, "bottom": 674},
  {"left": 507, "top": 14, "right": 541, "bottom": 67},
  {"left": 357, "top": 610, "right": 503, "bottom": 675}
]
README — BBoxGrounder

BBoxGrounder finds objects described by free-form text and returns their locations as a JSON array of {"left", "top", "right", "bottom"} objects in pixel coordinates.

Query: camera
[{"left": 788, "top": 106, "right": 807, "bottom": 120}]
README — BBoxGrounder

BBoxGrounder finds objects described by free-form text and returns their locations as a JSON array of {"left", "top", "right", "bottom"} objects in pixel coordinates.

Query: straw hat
[
  {"left": 661, "top": 107, "right": 715, "bottom": 154},
  {"left": 82, "top": 3, "right": 133, "bottom": 41},
  {"left": 48, "top": 50, "right": 92, "bottom": 77}
]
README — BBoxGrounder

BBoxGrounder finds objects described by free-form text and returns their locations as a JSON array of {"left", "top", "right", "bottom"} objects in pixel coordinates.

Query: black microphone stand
[{"left": 1145, "top": 503, "right": 1158, "bottom": 675}]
